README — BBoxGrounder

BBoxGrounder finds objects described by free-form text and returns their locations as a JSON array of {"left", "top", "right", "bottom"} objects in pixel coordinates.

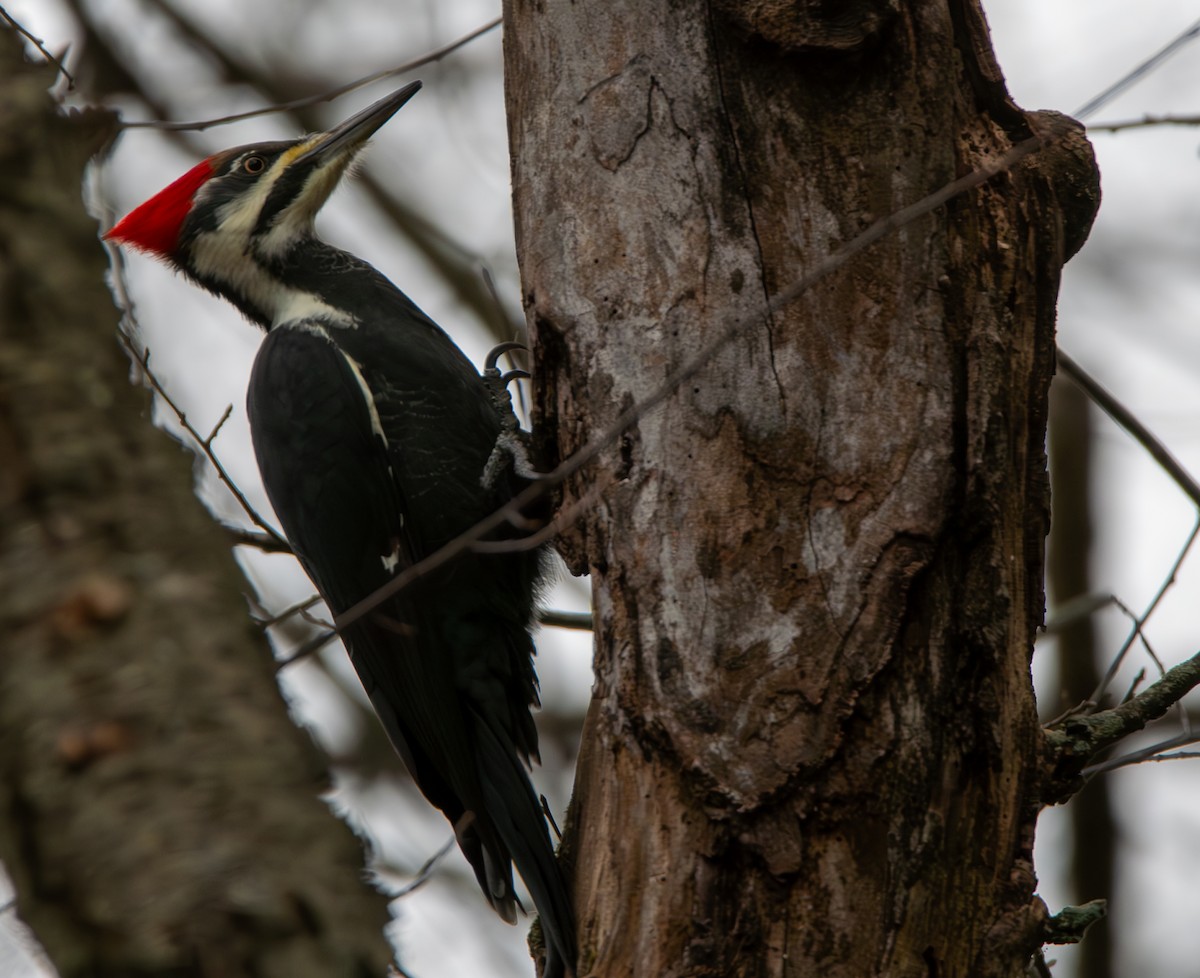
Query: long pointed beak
[{"left": 293, "top": 81, "right": 422, "bottom": 168}]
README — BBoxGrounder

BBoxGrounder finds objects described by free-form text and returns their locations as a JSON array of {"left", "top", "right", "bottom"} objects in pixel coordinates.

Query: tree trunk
[
  {"left": 0, "top": 32, "right": 393, "bottom": 978},
  {"left": 1047, "top": 380, "right": 1113, "bottom": 978},
  {"left": 503, "top": 3, "right": 1098, "bottom": 976}
]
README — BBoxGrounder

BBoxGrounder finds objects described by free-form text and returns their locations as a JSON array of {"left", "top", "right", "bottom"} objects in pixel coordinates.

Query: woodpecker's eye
[{"left": 242, "top": 155, "right": 266, "bottom": 175}]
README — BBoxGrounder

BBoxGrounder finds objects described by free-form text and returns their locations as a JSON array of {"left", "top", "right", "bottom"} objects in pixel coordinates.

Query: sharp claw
[
  {"left": 485, "top": 341, "right": 528, "bottom": 373},
  {"left": 500, "top": 369, "right": 531, "bottom": 385}
]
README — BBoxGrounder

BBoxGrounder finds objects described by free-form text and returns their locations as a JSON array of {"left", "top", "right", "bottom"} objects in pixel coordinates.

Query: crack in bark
[{"left": 705, "top": 0, "right": 787, "bottom": 407}]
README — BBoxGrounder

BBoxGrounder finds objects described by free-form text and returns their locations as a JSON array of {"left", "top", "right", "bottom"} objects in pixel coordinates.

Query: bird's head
[{"left": 105, "top": 81, "right": 421, "bottom": 324}]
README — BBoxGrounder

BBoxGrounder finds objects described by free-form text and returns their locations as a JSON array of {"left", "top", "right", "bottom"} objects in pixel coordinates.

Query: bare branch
[
  {"left": 1073, "top": 16, "right": 1200, "bottom": 119},
  {"left": 257, "top": 593, "right": 324, "bottom": 628},
  {"left": 1040, "top": 592, "right": 1116, "bottom": 635},
  {"left": 0, "top": 5, "right": 75, "bottom": 88},
  {"left": 1043, "top": 900, "right": 1108, "bottom": 946},
  {"left": 225, "top": 526, "right": 292, "bottom": 553},
  {"left": 1044, "top": 649, "right": 1200, "bottom": 802},
  {"left": 388, "top": 836, "right": 456, "bottom": 899},
  {"left": 118, "top": 16, "right": 501, "bottom": 132},
  {"left": 1089, "top": 517, "right": 1200, "bottom": 706},
  {"left": 1081, "top": 731, "right": 1200, "bottom": 777},
  {"left": 114, "top": 332, "right": 290, "bottom": 550},
  {"left": 1089, "top": 113, "right": 1200, "bottom": 133},
  {"left": 204, "top": 404, "right": 233, "bottom": 447},
  {"left": 1058, "top": 349, "right": 1200, "bottom": 507},
  {"left": 537, "top": 609, "right": 594, "bottom": 632},
  {"left": 275, "top": 629, "right": 338, "bottom": 672},
  {"left": 470, "top": 479, "right": 610, "bottom": 555}
]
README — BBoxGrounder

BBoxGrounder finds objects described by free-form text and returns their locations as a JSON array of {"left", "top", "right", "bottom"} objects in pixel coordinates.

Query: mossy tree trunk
[{"left": 503, "top": 2, "right": 1098, "bottom": 976}]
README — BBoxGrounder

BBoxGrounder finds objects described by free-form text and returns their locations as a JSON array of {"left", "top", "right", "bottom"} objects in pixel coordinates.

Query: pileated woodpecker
[{"left": 106, "top": 82, "right": 575, "bottom": 977}]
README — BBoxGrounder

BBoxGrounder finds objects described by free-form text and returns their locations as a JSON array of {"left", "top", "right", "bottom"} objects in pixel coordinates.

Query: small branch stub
[
  {"left": 1043, "top": 649, "right": 1200, "bottom": 803},
  {"left": 1044, "top": 900, "right": 1108, "bottom": 946}
]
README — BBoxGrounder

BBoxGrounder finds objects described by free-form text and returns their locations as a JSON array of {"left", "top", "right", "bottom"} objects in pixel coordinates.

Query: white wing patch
[
  {"left": 282, "top": 329, "right": 402, "bottom": 576},
  {"left": 332, "top": 347, "right": 406, "bottom": 576},
  {"left": 337, "top": 349, "right": 388, "bottom": 447}
]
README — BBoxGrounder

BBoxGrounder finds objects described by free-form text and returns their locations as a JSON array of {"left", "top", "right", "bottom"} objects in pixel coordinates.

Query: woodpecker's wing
[{"left": 246, "top": 311, "right": 573, "bottom": 965}]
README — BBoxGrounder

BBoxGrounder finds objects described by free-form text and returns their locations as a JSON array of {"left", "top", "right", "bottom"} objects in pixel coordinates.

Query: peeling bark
[
  {"left": 0, "top": 32, "right": 392, "bottom": 978},
  {"left": 503, "top": 2, "right": 1099, "bottom": 976}
]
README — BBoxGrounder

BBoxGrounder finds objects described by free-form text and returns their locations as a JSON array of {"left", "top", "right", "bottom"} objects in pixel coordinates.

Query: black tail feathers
[{"left": 473, "top": 713, "right": 577, "bottom": 977}]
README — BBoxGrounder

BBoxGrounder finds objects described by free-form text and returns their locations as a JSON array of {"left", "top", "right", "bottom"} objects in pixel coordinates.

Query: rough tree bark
[
  {"left": 0, "top": 33, "right": 393, "bottom": 978},
  {"left": 504, "top": 3, "right": 1098, "bottom": 977}
]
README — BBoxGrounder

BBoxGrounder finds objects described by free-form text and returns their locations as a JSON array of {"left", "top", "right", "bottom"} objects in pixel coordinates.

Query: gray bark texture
[
  {"left": 0, "top": 31, "right": 393, "bottom": 978},
  {"left": 503, "top": 2, "right": 1099, "bottom": 976}
]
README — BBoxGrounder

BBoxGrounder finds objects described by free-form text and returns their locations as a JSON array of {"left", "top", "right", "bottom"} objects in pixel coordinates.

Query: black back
[{"left": 245, "top": 243, "right": 574, "bottom": 974}]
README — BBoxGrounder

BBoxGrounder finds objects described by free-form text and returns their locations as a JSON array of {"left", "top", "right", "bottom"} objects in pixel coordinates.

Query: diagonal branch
[
  {"left": 115, "top": 329, "right": 290, "bottom": 551},
  {"left": 1043, "top": 649, "right": 1200, "bottom": 803},
  {"left": 1058, "top": 348, "right": 1200, "bottom": 506},
  {"left": 119, "top": 15, "right": 501, "bottom": 132},
  {"left": 0, "top": 5, "right": 75, "bottom": 88},
  {"left": 1089, "top": 113, "right": 1200, "bottom": 133}
]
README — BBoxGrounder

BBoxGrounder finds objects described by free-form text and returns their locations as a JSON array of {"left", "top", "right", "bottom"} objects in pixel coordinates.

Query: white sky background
[{"left": 3, "top": 2, "right": 1200, "bottom": 977}]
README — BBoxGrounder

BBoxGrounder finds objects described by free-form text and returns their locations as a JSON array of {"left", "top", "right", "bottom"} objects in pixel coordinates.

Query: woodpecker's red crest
[
  {"left": 105, "top": 158, "right": 215, "bottom": 258},
  {"left": 105, "top": 82, "right": 424, "bottom": 328},
  {"left": 106, "top": 81, "right": 422, "bottom": 268}
]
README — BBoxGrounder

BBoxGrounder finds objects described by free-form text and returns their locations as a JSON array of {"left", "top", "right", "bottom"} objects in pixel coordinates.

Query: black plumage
[
  {"left": 246, "top": 251, "right": 573, "bottom": 971},
  {"left": 106, "top": 83, "right": 576, "bottom": 976}
]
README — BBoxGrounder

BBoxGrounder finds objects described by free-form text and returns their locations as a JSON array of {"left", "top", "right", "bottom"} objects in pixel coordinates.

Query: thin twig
[
  {"left": 1143, "top": 750, "right": 1200, "bottom": 763},
  {"left": 470, "top": 479, "right": 610, "bottom": 555},
  {"left": 1089, "top": 113, "right": 1200, "bottom": 133},
  {"left": 389, "top": 836, "right": 456, "bottom": 898},
  {"left": 1058, "top": 349, "right": 1200, "bottom": 507},
  {"left": 257, "top": 593, "right": 324, "bottom": 628},
  {"left": 1119, "top": 669, "right": 1146, "bottom": 707},
  {"left": 1082, "top": 730, "right": 1200, "bottom": 777},
  {"left": 0, "top": 5, "right": 76, "bottom": 88},
  {"left": 119, "top": 16, "right": 501, "bottom": 132},
  {"left": 115, "top": 334, "right": 290, "bottom": 549},
  {"left": 204, "top": 404, "right": 233, "bottom": 447},
  {"left": 225, "top": 526, "right": 292, "bottom": 553},
  {"left": 1073, "top": 16, "right": 1200, "bottom": 119},
  {"left": 333, "top": 119, "right": 1072, "bottom": 633},
  {"left": 299, "top": 607, "right": 335, "bottom": 631},
  {"left": 1046, "top": 648, "right": 1200, "bottom": 791},
  {"left": 275, "top": 628, "right": 339, "bottom": 671},
  {"left": 1089, "top": 517, "right": 1200, "bottom": 706},
  {"left": 1040, "top": 592, "right": 1115, "bottom": 634}
]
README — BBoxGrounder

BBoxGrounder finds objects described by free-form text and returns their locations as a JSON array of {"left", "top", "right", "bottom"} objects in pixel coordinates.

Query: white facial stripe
[
  {"left": 188, "top": 141, "right": 356, "bottom": 328},
  {"left": 256, "top": 154, "right": 349, "bottom": 259},
  {"left": 190, "top": 227, "right": 354, "bottom": 329}
]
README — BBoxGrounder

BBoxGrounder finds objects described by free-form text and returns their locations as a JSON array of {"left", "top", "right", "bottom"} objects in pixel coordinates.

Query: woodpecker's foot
[
  {"left": 482, "top": 429, "right": 542, "bottom": 487},
  {"left": 481, "top": 343, "right": 528, "bottom": 423},
  {"left": 484, "top": 341, "right": 528, "bottom": 374},
  {"left": 481, "top": 342, "right": 544, "bottom": 487}
]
